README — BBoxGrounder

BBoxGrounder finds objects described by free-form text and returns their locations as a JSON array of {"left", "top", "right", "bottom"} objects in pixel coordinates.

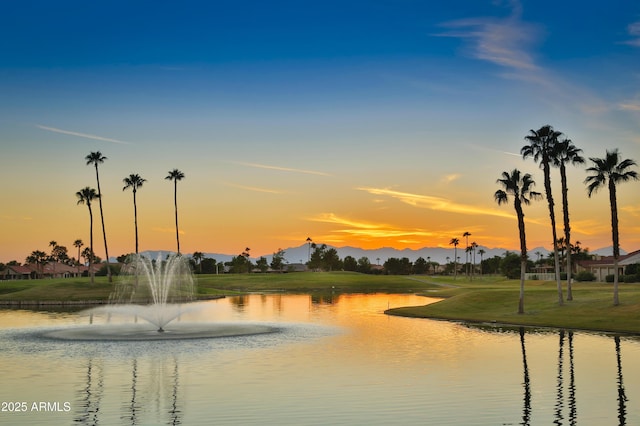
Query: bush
[
  {"left": 574, "top": 271, "right": 596, "bottom": 282},
  {"left": 560, "top": 272, "right": 567, "bottom": 280},
  {"left": 624, "top": 274, "right": 640, "bottom": 283},
  {"left": 605, "top": 274, "right": 624, "bottom": 283}
]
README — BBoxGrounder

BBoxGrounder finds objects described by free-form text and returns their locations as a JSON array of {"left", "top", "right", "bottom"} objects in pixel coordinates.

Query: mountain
[{"left": 591, "top": 246, "right": 628, "bottom": 257}]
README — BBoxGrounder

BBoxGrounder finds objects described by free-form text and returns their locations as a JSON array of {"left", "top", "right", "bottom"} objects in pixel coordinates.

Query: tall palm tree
[
  {"left": 449, "top": 238, "right": 459, "bottom": 279},
  {"left": 478, "top": 249, "right": 486, "bottom": 275},
  {"left": 76, "top": 186, "right": 99, "bottom": 284},
  {"left": 73, "top": 239, "right": 84, "bottom": 275},
  {"left": 165, "top": 169, "right": 185, "bottom": 254},
  {"left": 85, "top": 151, "right": 112, "bottom": 282},
  {"left": 585, "top": 149, "right": 638, "bottom": 306},
  {"left": 123, "top": 173, "right": 147, "bottom": 254},
  {"left": 463, "top": 231, "right": 471, "bottom": 277},
  {"left": 521, "top": 125, "right": 564, "bottom": 305},
  {"left": 552, "top": 138, "right": 585, "bottom": 301},
  {"left": 495, "top": 169, "right": 542, "bottom": 314}
]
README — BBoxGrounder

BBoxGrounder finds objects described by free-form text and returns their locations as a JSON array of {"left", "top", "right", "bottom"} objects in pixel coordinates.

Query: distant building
[{"left": 575, "top": 249, "right": 640, "bottom": 281}]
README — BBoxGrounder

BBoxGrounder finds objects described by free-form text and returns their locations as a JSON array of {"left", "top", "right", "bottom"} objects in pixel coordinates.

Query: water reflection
[
  {"left": 74, "top": 359, "right": 104, "bottom": 425},
  {"left": 519, "top": 327, "right": 531, "bottom": 426},
  {"left": 0, "top": 294, "right": 639, "bottom": 425},
  {"left": 616, "top": 336, "right": 628, "bottom": 425},
  {"left": 554, "top": 330, "right": 565, "bottom": 425}
]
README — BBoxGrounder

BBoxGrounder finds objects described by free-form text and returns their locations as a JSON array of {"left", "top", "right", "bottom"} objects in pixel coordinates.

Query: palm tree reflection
[
  {"left": 615, "top": 336, "right": 628, "bottom": 425},
  {"left": 519, "top": 327, "right": 531, "bottom": 426}
]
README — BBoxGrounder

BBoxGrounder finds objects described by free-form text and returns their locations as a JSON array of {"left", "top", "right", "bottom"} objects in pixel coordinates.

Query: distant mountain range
[{"left": 136, "top": 243, "right": 626, "bottom": 265}]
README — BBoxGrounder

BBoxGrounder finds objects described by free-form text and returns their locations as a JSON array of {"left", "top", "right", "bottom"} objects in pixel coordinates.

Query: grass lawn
[
  {"left": 387, "top": 275, "right": 640, "bottom": 335},
  {"left": 1, "top": 272, "right": 638, "bottom": 334}
]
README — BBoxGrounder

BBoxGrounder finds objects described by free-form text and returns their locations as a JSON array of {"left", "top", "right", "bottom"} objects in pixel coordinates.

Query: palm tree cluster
[
  {"left": 496, "top": 125, "right": 637, "bottom": 312},
  {"left": 76, "top": 151, "right": 186, "bottom": 282}
]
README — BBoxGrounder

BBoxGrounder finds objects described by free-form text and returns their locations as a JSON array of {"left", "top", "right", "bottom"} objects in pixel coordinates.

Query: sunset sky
[{"left": 1, "top": 0, "right": 639, "bottom": 263}]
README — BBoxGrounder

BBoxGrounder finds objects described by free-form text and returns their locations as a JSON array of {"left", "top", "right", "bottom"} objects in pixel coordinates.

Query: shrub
[
  {"left": 624, "top": 274, "right": 640, "bottom": 283},
  {"left": 606, "top": 274, "right": 624, "bottom": 283},
  {"left": 574, "top": 271, "right": 596, "bottom": 282},
  {"left": 560, "top": 272, "right": 567, "bottom": 280}
]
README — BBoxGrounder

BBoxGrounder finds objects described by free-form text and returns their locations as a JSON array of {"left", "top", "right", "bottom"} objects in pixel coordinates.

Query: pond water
[{"left": 0, "top": 293, "right": 638, "bottom": 425}]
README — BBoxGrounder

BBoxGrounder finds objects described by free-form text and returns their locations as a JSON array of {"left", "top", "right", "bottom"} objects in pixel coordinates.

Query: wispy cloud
[
  {"left": 623, "top": 21, "right": 640, "bottom": 47},
  {"left": 36, "top": 125, "right": 129, "bottom": 144},
  {"left": 309, "top": 213, "right": 435, "bottom": 239},
  {"left": 223, "top": 182, "right": 283, "bottom": 194},
  {"left": 229, "top": 161, "right": 331, "bottom": 176},
  {"left": 357, "top": 187, "right": 515, "bottom": 219},
  {"left": 618, "top": 102, "right": 640, "bottom": 111},
  {"left": 435, "top": 0, "right": 541, "bottom": 75},
  {"left": 440, "top": 173, "right": 461, "bottom": 184}
]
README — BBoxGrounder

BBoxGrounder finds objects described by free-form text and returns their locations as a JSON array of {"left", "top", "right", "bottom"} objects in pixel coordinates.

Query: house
[
  {"left": 576, "top": 249, "right": 640, "bottom": 281},
  {"left": 0, "top": 264, "right": 37, "bottom": 280}
]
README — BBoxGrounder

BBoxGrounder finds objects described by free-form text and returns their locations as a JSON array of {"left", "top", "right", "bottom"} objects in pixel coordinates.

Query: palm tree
[
  {"left": 165, "top": 169, "right": 185, "bottom": 255},
  {"left": 553, "top": 138, "right": 585, "bottom": 301},
  {"left": 306, "top": 237, "right": 313, "bottom": 262},
  {"left": 449, "top": 238, "right": 459, "bottom": 279},
  {"left": 471, "top": 241, "right": 478, "bottom": 280},
  {"left": 192, "top": 251, "right": 204, "bottom": 273},
  {"left": 123, "top": 173, "right": 147, "bottom": 254},
  {"left": 73, "top": 239, "right": 83, "bottom": 275},
  {"left": 463, "top": 231, "right": 471, "bottom": 277},
  {"left": 495, "top": 169, "right": 542, "bottom": 314},
  {"left": 478, "top": 249, "right": 485, "bottom": 275},
  {"left": 85, "top": 151, "right": 112, "bottom": 282},
  {"left": 585, "top": 149, "right": 638, "bottom": 306},
  {"left": 76, "top": 187, "right": 99, "bottom": 284},
  {"left": 521, "top": 125, "right": 564, "bottom": 305},
  {"left": 26, "top": 250, "right": 48, "bottom": 278},
  {"left": 48, "top": 240, "right": 58, "bottom": 276}
]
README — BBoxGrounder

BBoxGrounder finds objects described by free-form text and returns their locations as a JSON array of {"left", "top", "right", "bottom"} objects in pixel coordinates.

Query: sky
[{"left": 1, "top": 0, "right": 639, "bottom": 263}]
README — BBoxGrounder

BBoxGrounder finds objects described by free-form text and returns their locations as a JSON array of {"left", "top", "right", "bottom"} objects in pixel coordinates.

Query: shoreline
[
  {"left": 0, "top": 294, "right": 225, "bottom": 307},
  {"left": 385, "top": 308, "right": 640, "bottom": 337}
]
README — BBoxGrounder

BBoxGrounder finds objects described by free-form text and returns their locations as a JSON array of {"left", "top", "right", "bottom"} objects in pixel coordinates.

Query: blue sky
[{"left": 1, "top": 0, "right": 639, "bottom": 262}]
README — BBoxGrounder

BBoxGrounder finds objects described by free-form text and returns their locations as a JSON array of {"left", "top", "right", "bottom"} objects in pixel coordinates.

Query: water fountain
[
  {"left": 45, "top": 254, "right": 277, "bottom": 341},
  {"left": 108, "top": 253, "right": 196, "bottom": 332}
]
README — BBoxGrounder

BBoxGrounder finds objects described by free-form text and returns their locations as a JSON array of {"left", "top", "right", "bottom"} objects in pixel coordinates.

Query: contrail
[{"left": 36, "top": 125, "right": 130, "bottom": 144}]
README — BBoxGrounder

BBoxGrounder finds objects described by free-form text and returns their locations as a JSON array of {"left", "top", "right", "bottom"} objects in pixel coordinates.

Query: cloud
[
  {"left": 36, "top": 125, "right": 129, "bottom": 144},
  {"left": 223, "top": 182, "right": 283, "bottom": 194},
  {"left": 435, "top": 0, "right": 542, "bottom": 74},
  {"left": 356, "top": 187, "right": 515, "bottom": 219},
  {"left": 309, "top": 213, "right": 435, "bottom": 239},
  {"left": 623, "top": 21, "right": 640, "bottom": 47},
  {"left": 618, "top": 102, "right": 640, "bottom": 111},
  {"left": 440, "top": 173, "right": 461, "bottom": 184},
  {"left": 229, "top": 161, "right": 331, "bottom": 176}
]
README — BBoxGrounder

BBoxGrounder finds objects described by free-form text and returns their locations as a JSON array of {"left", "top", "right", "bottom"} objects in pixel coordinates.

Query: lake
[{"left": 0, "top": 293, "right": 638, "bottom": 425}]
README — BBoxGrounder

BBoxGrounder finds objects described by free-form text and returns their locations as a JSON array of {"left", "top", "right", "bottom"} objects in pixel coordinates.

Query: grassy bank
[
  {"left": 1, "top": 272, "right": 638, "bottom": 334},
  {"left": 0, "top": 272, "right": 438, "bottom": 302},
  {"left": 386, "top": 275, "right": 640, "bottom": 335}
]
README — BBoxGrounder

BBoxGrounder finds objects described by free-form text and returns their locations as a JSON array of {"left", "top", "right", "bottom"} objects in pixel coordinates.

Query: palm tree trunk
[
  {"left": 133, "top": 190, "right": 139, "bottom": 254},
  {"left": 88, "top": 205, "right": 94, "bottom": 285},
  {"left": 453, "top": 246, "right": 457, "bottom": 280},
  {"left": 174, "top": 180, "right": 180, "bottom": 254},
  {"left": 609, "top": 180, "right": 620, "bottom": 306},
  {"left": 95, "top": 165, "right": 112, "bottom": 282},
  {"left": 515, "top": 200, "right": 527, "bottom": 314},
  {"left": 543, "top": 162, "right": 564, "bottom": 305},
  {"left": 560, "top": 164, "right": 573, "bottom": 301}
]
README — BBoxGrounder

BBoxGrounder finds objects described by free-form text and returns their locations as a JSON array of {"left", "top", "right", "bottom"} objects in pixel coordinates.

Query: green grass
[
  {"left": 1, "top": 272, "right": 639, "bottom": 334},
  {"left": 387, "top": 275, "right": 640, "bottom": 335}
]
